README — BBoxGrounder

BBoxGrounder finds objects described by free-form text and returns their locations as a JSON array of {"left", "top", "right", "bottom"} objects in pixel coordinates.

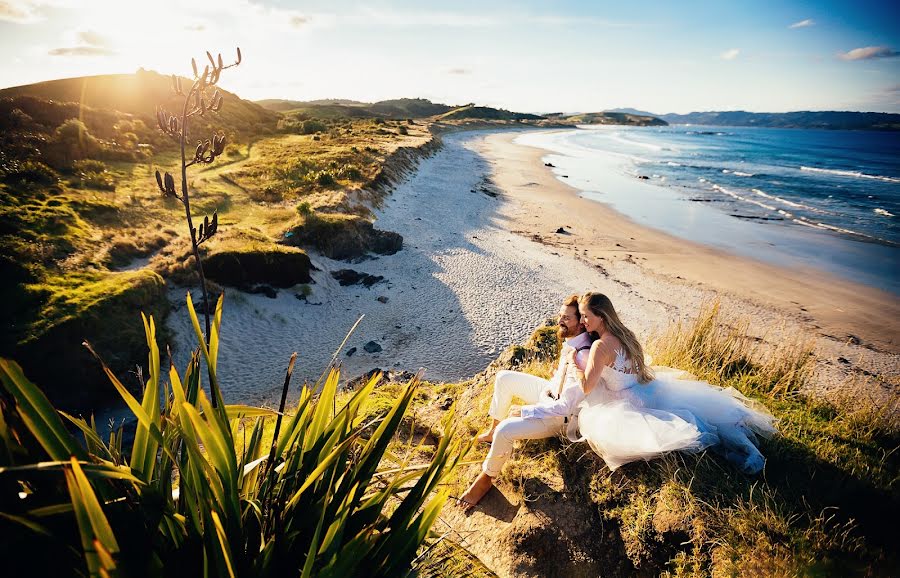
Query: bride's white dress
[{"left": 577, "top": 350, "right": 776, "bottom": 474}]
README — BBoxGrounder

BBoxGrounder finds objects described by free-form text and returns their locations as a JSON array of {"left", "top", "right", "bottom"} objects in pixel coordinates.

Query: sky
[{"left": 1, "top": 0, "right": 898, "bottom": 114}]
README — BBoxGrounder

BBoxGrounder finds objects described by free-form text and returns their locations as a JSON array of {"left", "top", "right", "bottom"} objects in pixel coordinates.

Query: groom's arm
[{"left": 544, "top": 345, "right": 570, "bottom": 397}]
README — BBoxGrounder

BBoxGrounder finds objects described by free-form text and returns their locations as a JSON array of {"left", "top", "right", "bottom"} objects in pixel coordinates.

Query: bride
[{"left": 571, "top": 292, "right": 776, "bottom": 474}]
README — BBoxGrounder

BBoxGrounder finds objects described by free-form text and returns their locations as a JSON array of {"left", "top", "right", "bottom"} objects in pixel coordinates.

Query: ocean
[{"left": 516, "top": 126, "right": 900, "bottom": 294}]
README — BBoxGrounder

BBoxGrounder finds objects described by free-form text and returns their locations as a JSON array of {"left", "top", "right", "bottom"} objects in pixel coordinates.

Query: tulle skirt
[{"left": 577, "top": 369, "right": 776, "bottom": 473}]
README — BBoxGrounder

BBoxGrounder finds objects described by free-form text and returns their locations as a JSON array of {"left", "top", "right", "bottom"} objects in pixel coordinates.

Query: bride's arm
[{"left": 575, "top": 340, "right": 615, "bottom": 395}]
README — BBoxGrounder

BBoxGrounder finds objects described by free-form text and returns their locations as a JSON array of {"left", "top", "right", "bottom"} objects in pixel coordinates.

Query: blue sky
[{"left": 1, "top": 0, "right": 898, "bottom": 113}]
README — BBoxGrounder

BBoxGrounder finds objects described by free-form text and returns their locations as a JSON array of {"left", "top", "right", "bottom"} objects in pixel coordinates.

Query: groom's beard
[{"left": 558, "top": 325, "right": 578, "bottom": 340}]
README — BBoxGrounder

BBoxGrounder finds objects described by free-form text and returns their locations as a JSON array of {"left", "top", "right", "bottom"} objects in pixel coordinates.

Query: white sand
[
  {"left": 166, "top": 131, "right": 624, "bottom": 405},
  {"left": 164, "top": 128, "right": 899, "bottom": 410}
]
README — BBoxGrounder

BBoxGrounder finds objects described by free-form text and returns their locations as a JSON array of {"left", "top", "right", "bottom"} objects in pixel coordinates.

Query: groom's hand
[{"left": 509, "top": 405, "right": 522, "bottom": 417}]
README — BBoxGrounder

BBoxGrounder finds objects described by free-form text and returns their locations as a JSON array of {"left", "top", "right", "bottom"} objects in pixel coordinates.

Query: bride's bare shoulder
[{"left": 590, "top": 335, "right": 623, "bottom": 365}]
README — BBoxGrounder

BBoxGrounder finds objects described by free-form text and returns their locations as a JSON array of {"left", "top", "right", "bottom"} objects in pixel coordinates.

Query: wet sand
[{"left": 481, "top": 129, "right": 899, "bottom": 400}]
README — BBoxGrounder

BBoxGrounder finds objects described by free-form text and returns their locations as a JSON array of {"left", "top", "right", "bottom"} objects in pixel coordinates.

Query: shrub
[
  {"left": 342, "top": 166, "right": 363, "bottom": 181},
  {"left": 0, "top": 298, "right": 469, "bottom": 577},
  {"left": 296, "top": 201, "right": 312, "bottom": 216},
  {"left": 69, "top": 159, "right": 115, "bottom": 191},
  {"left": 301, "top": 119, "right": 327, "bottom": 134},
  {"left": 1, "top": 159, "right": 59, "bottom": 188},
  {"left": 398, "top": 125, "right": 409, "bottom": 135},
  {"left": 8, "top": 108, "right": 34, "bottom": 129},
  {"left": 54, "top": 118, "right": 100, "bottom": 162},
  {"left": 316, "top": 170, "right": 337, "bottom": 187},
  {"left": 224, "top": 143, "right": 242, "bottom": 158},
  {"left": 71, "top": 159, "right": 107, "bottom": 174}
]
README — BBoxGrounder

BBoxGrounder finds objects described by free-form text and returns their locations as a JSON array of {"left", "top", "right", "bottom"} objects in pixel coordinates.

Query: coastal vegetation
[
  {"left": 398, "top": 303, "right": 899, "bottom": 576},
  {"left": 1, "top": 294, "right": 895, "bottom": 575},
  {"left": 0, "top": 72, "right": 438, "bottom": 407},
  {"left": 0, "top": 298, "right": 469, "bottom": 577}
]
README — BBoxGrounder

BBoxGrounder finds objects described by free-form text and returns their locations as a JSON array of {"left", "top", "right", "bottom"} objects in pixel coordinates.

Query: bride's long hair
[{"left": 579, "top": 292, "right": 654, "bottom": 384}]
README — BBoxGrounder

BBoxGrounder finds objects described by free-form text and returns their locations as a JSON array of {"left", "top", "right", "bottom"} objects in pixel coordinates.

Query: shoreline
[
  {"left": 479, "top": 129, "right": 899, "bottom": 400},
  {"left": 152, "top": 127, "right": 899, "bottom": 412},
  {"left": 484, "top": 130, "right": 900, "bottom": 352}
]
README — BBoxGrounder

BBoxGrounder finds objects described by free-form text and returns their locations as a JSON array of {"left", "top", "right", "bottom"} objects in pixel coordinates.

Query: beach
[{"left": 166, "top": 128, "right": 899, "bottom": 407}]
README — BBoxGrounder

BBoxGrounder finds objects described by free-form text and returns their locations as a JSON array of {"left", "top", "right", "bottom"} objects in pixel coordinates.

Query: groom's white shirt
[{"left": 520, "top": 331, "right": 592, "bottom": 420}]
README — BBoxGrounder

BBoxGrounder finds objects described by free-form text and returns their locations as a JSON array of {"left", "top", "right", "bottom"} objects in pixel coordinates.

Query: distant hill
[
  {"left": 279, "top": 104, "right": 379, "bottom": 120},
  {"left": 257, "top": 97, "right": 455, "bottom": 119},
  {"left": 0, "top": 71, "right": 280, "bottom": 137},
  {"left": 368, "top": 98, "right": 455, "bottom": 118},
  {"left": 563, "top": 111, "right": 667, "bottom": 127},
  {"left": 256, "top": 98, "right": 370, "bottom": 112},
  {"left": 660, "top": 110, "right": 900, "bottom": 131},
  {"left": 604, "top": 107, "right": 660, "bottom": 118},
  {"left": 437, "top": 104, "right": 543, "bottom": 121}
]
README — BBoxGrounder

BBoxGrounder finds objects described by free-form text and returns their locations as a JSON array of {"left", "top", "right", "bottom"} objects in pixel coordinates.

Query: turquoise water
[{"left": 517, "top": 126, "right": 900, "bottom": 294}]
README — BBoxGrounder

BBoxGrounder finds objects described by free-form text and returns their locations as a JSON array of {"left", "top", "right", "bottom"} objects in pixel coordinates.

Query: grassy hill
[
  {"left": 278, "top": 104, "right": 380, "bottom": 120},
  {"left": 258, "top": 97, "right": 455, "bottom": 119},
  {"left": 368, "top": 98, "right": 455, "bottom": 118},
  {"left": 256, "top": 98, "right": 369, "bottom": 111},
  {"left": 0, "top": 70, "right": 280, "bottom": 138},
  {"left": 437, "top": 104, "right": 544, "bottom": 121},
  {"left": 0, "top": 71, "right": 436, "bottom": 409},
  {"left": 563, "top": 111, "right": 667, "bottom": 126}
]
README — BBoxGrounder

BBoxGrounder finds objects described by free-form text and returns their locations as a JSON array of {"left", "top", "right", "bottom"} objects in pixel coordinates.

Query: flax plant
[
  {"left": 154, "top": 49, "right": 241, "bottom": 406},
  {"left": 0, "top": 297, "right": 470, "bottom": 577}
]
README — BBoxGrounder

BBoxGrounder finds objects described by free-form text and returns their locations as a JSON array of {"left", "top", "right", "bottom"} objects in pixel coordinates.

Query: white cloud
[
  {"left": 49, "top": 45, "right": 115, "bottom": 56},
  {"left": 838, "top": 46, "right": 899, "bottom": 61},
  {"left": 78, "top": 30, "right": 108, "bottom": 47},
  {"left": 788, "top": 19, "right": 814, "bottom": 29},
  {"left": 0, "top": 0, "right": 54, "bottom": 23},
  {"left": 720, "top": 48, "right": 740, "bottom": 60},
  {"left": 447, "top": 68, "right": 471, "bottom": 75}
]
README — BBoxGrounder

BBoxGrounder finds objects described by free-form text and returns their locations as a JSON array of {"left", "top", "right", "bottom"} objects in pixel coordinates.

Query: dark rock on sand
[
  {"left": 245, "top": 284, "right": 278, "bottom": 298},
  {"left": 364, "top": 341, "right": 383, "bottom": 353},
  {"left": 332, "top": 269, "right": 385, "bottom": 287}
]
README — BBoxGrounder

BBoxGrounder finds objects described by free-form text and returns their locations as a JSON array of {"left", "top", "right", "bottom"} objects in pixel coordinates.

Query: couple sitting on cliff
[{"left": 460, "top": 292, "right": 776, "bottom": 508}]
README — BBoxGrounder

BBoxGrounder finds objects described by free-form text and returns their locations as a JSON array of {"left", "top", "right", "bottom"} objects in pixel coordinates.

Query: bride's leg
[{"left": 717, "top": 424, "right": 766, "bottom": 474}]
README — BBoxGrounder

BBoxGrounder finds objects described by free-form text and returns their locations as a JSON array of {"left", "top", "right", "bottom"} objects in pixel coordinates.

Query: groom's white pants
[{"left": 483, "top": 370, "right": 566, "bottom": 478}]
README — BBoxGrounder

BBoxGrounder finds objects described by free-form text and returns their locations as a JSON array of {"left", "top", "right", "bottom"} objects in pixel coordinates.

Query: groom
[{"left": 460, "top": 294, "right": 594, "bottom": 507}]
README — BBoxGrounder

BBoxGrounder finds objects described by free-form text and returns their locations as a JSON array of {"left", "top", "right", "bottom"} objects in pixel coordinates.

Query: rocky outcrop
[
  {"left": 203, "top": 246, "right": 313, "bottom": 288},
  {"left": 285, "top": 213, "right": 402, "bottom": 261}
]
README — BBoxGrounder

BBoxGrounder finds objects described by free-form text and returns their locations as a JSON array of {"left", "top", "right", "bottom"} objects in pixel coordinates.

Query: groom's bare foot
[
  {"left": 459, "top": 473, "right": 493, "bottom": 509},
  {"left": 476, "top": 419, "right": 500, "bottom": 444},
  {"left": 476, "top": 430, "right": 494, "bottom": 444}
]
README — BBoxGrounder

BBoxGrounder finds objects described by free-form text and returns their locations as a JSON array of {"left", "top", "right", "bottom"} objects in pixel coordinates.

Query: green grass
[
  {"left": 23, "top": 269, "right": 164, "bottom": 342},
  {"left": 405, "top": 304, "right": 898, "bottom": 576}
]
